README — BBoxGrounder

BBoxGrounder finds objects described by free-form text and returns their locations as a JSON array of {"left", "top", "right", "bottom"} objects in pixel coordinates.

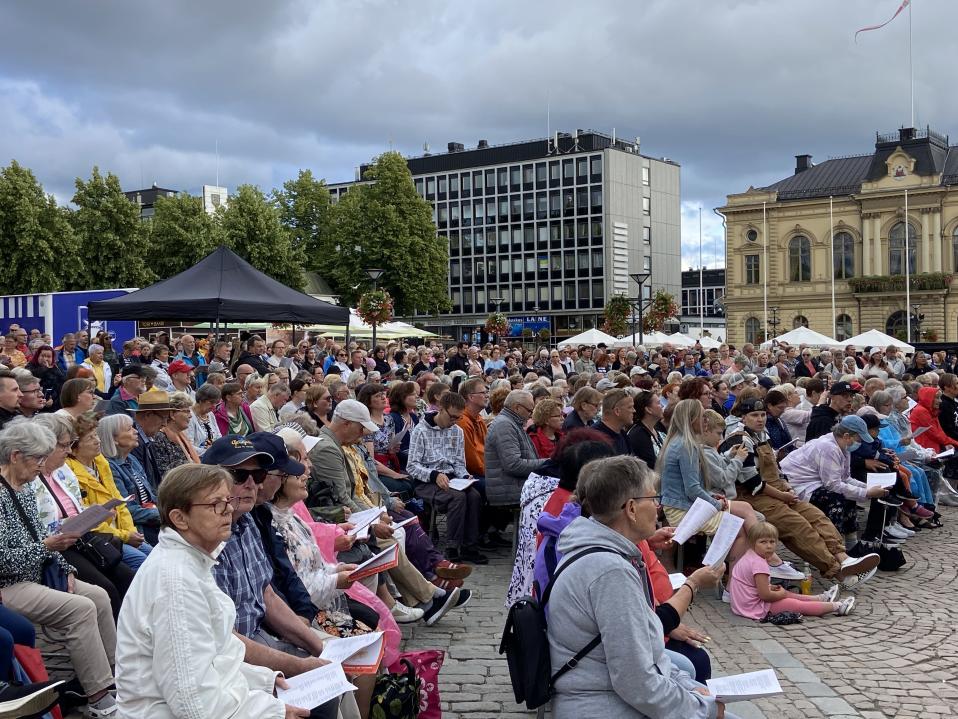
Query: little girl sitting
[{"left": 730, "top": 522, "right": 854, "bottom": 620}]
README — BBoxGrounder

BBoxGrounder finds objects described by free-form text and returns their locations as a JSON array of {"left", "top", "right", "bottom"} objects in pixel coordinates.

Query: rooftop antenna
[
  {"left": 215, "top": 138, "right": 220, "bottom": 187},
  {"left": 546, "top": 91, "right": 551, "bottom": 141}
]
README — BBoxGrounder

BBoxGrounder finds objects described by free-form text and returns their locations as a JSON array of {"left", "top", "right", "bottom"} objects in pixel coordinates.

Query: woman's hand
[
  {"left": 334, "top": 533, "right": 356, "bottom": 552},
  {"left": 335, "top": 564, "right": 358, "bottom": 589},
  {"left": 67, "top": 573, "right": 76, "bottom": 594},
  {"left": 669, "top": 623, "right": 709, "bottom": 647},
  {"left": 865, "top": 485, "right": 890, "bottom": 499},
  {"left": 647, "top": 526, "right": 674, "bottom": 552},
  {"left": 371, "top": 522, "right": 393, "bottom": 539},
  {"left": 284, "top": 706, "right": 310, "bottom": 718},
  {"left": 127, "top": 531, "right": 145, "bottom": 547},
  {"left": 43, "top": 532, "right": 81, "bottom": 552},
  {"left": 689, "top": 562, "right": 725, "bottom": 589}
]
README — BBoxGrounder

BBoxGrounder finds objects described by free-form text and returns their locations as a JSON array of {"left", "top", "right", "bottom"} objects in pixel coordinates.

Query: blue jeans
[
  {"left": 121, "top": 541, "right": 152, "bottom": 571},
  {"left": 0, "top": 605, "right": 35, "bottom": 681}
]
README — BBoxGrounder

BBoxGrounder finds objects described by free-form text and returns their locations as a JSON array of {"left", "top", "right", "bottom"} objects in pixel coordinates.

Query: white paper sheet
[
  {"left": 910, "top": 425, "right": 929, "bottom": 438},
  {"left": 448, "top": 477, "right": 477, "bottom": 491},
  {"left": 903, "top": 398, "right": 917, "bottom": 415},
  {"left": 347, "top": 507, "right": 386, "bottom": 538},
  {"left": 668, "top": 573, "right": 687, "bottom": 590},
  {"left": 276, "top": 662, "right": 357, "bottom": 709},
  {"left": 701, "top": 512, "right": 744, "bottom": 566},
  {"left": 320, "top": 632, "right": 384, "bottom": 664},
  {"left": 706, "top": 668, "right": 783, "bottom": 703},
  {"left": 390, "top": 515, "right": 417, "bottom": 530},
  {"left": 671, "top": 497, "right": 718, "bottom": 544},
  {"left": 347, "top": 543, "right": 399, "bottom": 582},
  {"left": 866, "top": 472, "right": 897, "bottom": 490},
  {"left": 937, "top": 447, "right": 955, "bottom": 459}
]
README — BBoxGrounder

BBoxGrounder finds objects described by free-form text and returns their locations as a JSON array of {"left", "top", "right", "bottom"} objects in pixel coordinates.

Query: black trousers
[{"left": 61, "top": 547, "right": 135, "bottom": 620}]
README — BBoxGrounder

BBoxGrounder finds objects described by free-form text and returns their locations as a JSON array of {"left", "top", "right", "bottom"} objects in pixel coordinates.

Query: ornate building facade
[{"left": 720, "top": 127, "right": 958, "bottom": 346}]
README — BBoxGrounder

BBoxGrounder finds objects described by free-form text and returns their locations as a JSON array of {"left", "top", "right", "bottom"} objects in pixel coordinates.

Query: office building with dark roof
[
  {"left": 328, "top": 131, "right": 681, "bottom": 341},
  {"left": 719, "top": 126, "right": 958, "bottom": 346}
]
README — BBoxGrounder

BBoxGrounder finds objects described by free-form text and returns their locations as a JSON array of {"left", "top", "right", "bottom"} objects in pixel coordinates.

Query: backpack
[{"left": 499, "top": 547, "right": 619, "bottom": 710}]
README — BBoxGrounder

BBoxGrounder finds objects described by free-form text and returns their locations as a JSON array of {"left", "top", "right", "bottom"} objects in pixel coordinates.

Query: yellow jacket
[{"left": 66, "top": 454, "right": 135, "bottom": 542}]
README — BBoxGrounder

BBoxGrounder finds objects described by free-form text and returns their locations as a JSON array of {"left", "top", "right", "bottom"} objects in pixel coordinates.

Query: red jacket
[
  {"left": 528, "top": 427, "right": 562, "bottom": 459},
  {"left": 911, "top": 387, "right": 954, "bottom": 453}
]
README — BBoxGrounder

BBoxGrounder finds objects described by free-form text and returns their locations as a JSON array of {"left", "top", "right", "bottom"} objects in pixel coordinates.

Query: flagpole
[
  {"left": 909, "top": 0, "right": 914, "bottom": 128},
  {"left": 763, "top": 201, "right": 768, "bottom": 341},
  {"left": 830, "top": 196, "right": 836, "bottom": 338},
  {"left": 905, "top": 188, "right": 911, "bottom": 342},
  {"left": 699, "top": 206, "right": 704, "bottom": 338}
]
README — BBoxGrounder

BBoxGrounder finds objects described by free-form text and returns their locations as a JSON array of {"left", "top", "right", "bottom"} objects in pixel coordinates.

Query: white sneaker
[
  {"left": 769, "top": 562, "right": 806, "bottom": 581},
  {"left": 840, "top": 566, "right": 878, "bottom": 591},
  {"left": 891, "top": 522, "right": 915, "bottom": 537},
  {"left": 816, "top": 584, "right": 840, "bottom": 603},
  {"left": 390, "top": 602, "right": 425, "bottom": 624},
  {"left": 834, "top": 596, "right": 856, "bottom": 615},
  {"left": 721, "top": 589, "right": 730, "bottom": 603},
  {"left": 884, "top": 524, "right": 909, "bottom": 539}
]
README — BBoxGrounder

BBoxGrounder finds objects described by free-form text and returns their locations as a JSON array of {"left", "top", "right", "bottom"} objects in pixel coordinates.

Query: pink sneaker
[{"left": 913, "top": 505, "right": 934, "bottom": 518}]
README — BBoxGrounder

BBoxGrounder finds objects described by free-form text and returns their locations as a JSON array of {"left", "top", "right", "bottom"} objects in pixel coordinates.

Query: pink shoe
[{"left": 913, "top": 505, "right": 934, "bottom": 519}]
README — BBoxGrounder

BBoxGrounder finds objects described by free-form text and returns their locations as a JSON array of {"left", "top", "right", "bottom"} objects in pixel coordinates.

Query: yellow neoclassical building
[{"left": 720, "top": 127, "right": 958, "bottom": 346}]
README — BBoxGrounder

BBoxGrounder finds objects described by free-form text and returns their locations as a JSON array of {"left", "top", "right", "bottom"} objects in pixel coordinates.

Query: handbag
[
  {"left": 371, "top": 658, "right": 420, "bottom": 719},
  {"left": 387, "top": 650, "right": 444, "bottom": 719},
  {"left": 0, "top": 475, "right": 71, "bottom": 592},
  {"left": 76, "top": 531, "right": 124, "bottom": 571}
]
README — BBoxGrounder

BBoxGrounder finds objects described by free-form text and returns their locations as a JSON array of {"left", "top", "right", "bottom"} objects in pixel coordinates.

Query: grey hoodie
[{"left": 548, "top": 516, "right": 718, "bottom": 719}]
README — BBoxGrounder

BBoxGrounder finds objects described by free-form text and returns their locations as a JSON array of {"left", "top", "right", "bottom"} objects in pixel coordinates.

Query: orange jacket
[{"left": 457, "top": 407, "right": 487, "bottom": 476}]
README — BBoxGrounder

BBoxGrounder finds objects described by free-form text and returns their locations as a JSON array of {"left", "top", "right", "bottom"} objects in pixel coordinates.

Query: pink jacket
[
  {"left": 213, "top": 401, "right": 254, "bottom": 436},
  {"left": 291, "top": 501, "right": 401, "bottom": 666}
]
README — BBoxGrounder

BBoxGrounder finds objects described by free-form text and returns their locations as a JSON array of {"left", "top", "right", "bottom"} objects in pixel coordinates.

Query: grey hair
[
  {"left": 169, "top": 391, "right": 195, "bottom": 410},
  {"left": 245, "top": 374, "right": 264, "bottom": 390},
  {"left": 503, "top": 389, "right": 533, "bottom": 410},
  {"left": 869, "top": 390, "right": 893, "bottom": 410},
  {"left": 13, "top": 369, "right": 39, "bottom": 390},
  {"left": 194, "top": 384, "right": 221, "bottom": 404},
  {"left": 0, "top": 419, "right": 56, "bottom": 464},
  {"left": 32, "top": 413, "right": 76, "bottom": 442},
  {"left": 886, "top": 385, "right": 907, "bottom": 402},
  {"left": 97, "top": 413, "right": 134, "bottom": 459},
  {"left": 577, "top": 456, "right": 654, "bottom": 522},
  {"left": 88, "top": 343, "right": 104, "bottom": 354}
]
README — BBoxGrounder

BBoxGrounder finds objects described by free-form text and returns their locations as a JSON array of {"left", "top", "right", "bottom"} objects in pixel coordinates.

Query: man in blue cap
[{"left": 203, "top": 434, "right": 341, "bottom": 719}]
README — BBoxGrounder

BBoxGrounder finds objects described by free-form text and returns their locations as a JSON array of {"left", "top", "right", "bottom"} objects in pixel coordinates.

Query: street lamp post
[
  {"left": 767, "top": 305, "right": 780, "bottom": 339},
  {"left": 364, "top": 268, "right": 385, "bottom": 352},
  {"left": 911, "top": 303, "right": 923, "bottom": 343},
  {"left": 490, "top": 295, "right": 505, "bottom": 344},
  {"left": 629, "top": 271, "right": 652, "bottom": 345}
]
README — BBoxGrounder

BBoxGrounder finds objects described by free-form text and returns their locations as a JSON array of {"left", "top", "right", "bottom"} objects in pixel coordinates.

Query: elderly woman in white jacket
[{"left": 115, "top": 464, "right": 307, "bottom": 719}]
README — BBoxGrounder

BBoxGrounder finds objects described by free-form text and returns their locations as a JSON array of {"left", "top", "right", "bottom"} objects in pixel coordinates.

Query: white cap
[{"left": 333, "top": 399, "right": 380, "bottom": 433}]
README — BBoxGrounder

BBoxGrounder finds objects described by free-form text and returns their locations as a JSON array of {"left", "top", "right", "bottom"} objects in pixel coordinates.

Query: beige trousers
[{"left": 377, "top": 534, "right": 436, "bottom": 606}]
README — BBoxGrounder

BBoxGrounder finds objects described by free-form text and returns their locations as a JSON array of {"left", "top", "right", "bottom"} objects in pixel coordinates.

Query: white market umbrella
[
  {"left": 612, "top": 330, "right": 672, "bottom": 348},
  {"left": 557, "top": 328, "right": 619, "bottom": 348},
  {"left": 697, "top": 336, "right": 722, "bottom": 349},
  {"left": 842, "top": 329, "right": 915, "bottom": 353},
  {"left": 666, "top": 332, "right": 697, "bottom": 347},
  {"left": 766, "top": 326, "right": 838, "bottom": 348}
]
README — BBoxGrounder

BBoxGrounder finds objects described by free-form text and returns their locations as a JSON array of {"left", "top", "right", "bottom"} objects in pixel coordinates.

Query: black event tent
[{"left": 87, "top": 245, "right": 348, "bottom": 326}]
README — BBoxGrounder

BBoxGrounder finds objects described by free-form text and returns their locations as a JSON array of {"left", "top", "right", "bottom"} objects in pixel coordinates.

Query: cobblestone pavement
[{"left": 403, "top": 506, "right": 958, "bottom": 719}]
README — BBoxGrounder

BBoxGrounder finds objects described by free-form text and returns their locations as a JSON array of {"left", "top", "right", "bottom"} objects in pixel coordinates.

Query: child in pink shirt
[{"left": 730, "top": 521, "right": 855, "bottom": 620}]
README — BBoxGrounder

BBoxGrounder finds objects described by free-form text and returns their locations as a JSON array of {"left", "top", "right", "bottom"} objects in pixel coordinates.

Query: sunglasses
[{"left": 228, "top": 467, "right": 268, "bottom": 484}]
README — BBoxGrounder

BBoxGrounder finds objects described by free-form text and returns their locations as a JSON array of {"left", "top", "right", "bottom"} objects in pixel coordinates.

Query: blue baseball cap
[
  {"left": 202, "top": 434, "right": 274, "bottom": 467},
  {"left": 248, "top": 432, "right": 306, "bottom": 476},
  {"left": 838, "top": 415, "right": 872, "bottom": 443}
]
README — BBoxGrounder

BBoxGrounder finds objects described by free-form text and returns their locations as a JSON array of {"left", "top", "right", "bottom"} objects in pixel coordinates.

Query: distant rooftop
[
  {"left": 762, "top": 126, "right": 958, "bottom": 201},
  {"left": 123, "top": 184, "right": 178, "bottom": 207}
]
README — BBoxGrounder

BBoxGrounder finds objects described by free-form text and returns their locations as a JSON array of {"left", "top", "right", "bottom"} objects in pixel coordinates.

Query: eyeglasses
[
  {"left": 190, "top": 499, "right": 233, "bottom": 515},
  {"left": 621, "top": 494, "right": 662, "bottom": 509},
  {"left": 228, "top": 467, "right": 268, "bottom": 484},
  {"left": 266, "top": 470, "right": 291, "bottom": 482}
]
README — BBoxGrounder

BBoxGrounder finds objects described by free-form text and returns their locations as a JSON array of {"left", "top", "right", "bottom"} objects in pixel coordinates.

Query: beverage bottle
[{"left": 799, "top": 562, "right": 812, "bottom": 595}]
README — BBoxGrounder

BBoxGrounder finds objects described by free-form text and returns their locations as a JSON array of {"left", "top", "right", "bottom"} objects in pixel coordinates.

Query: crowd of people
[{"left": 0, "top": 324, "right": 954, "bottom": 718}]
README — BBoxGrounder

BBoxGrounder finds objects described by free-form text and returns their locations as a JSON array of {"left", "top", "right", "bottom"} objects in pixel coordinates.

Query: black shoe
[
  {"left": 422, "top": 587, "right": 461, "bottom": 626},
  {"left": 0, "top": 679, "right": 64, "bottom": 718},
  {"left": 446, "top": 547, "right": 463, "bottom": 563},
  {"left": 453, "top": 588, "right": 472, "bottom": 609},
  {"left": 460, "top": 546, "right": 489, "bottom": 565},
  {"left": 486, "top": 531, "right": 512, "bottom": 548}
]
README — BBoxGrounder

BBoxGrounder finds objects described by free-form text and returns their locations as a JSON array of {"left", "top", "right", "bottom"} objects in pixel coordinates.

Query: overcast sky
[{"left": 1, "top": 0, "right": 952, "bottom": 271}]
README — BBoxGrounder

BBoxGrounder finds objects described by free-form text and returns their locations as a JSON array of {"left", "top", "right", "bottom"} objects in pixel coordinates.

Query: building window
[
  {"left": 793, "top": 315, "right": 808, "bottom": 329},
  {"left": 836, "top": 313, "right": 853, "bottom": 341},
  {"left": 886, "top": 310, "right": 908, "bottom": 340},
  {"left": 642, "top": 226, "right": 651, "bottom": 242},
  {"left": 788, "top": 235, "right": 811, "bottom": 282},
  {"left": 952, "top": 227, "right": 958, "bottom": 270},
  {"left": 889, "top": 222, "right": 918, "bottom": 275},
  {"left": 745, "top": 255, "right": 760, "bottom": 284},
  {"left": 746, "top": 228, "right": 758, "bottom": 243},
  {"left": 745, "top": 317, "right": 762, "bottom": 345},
  {"left": 642, "top": 166, "right": 650, "bottom": 186},
  {"left": 832, "top": 231, "right": 854, "bottom": 279},
  {"left": 591, "top": 155, "right": 603, "bottom": 176},
  {"left": 642, "top": 197, "right": 650, "bottom": 216}
]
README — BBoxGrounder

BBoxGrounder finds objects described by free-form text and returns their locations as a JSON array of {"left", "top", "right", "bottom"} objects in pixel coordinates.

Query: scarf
[{"left": 162, "top": 426, "right": 200, "bottom": 464}]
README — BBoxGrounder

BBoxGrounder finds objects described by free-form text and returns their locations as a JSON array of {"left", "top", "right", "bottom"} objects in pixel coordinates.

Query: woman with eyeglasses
[
  {"left": 26, "top": 344, "right": 66, "bottom": 410},
  {"left": 186, "top": 383, "right": 223, "bottom": 457},
  {"left": 150, "top": 392, "right": 199, "bottom": 481},
  {"left": 115, "top": 463, "right": 300, "bottom": 718},
  {"left": 54, "top": 377, "right": 97, "bottom": 420},
  {"left": 793, "top": 349, "right": 821, "bottom": 379},
  {"left": 0, "top": 419, "right": 120, "bottom": 718},
  {"left": 32, "top": 413, "right": 137, "bottom": 620},
  {"left": 545, "top": 456, "right": 732, "bottom": 719}
]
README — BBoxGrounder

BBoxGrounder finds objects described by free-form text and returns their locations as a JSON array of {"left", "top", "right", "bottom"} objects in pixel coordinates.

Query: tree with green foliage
[
  {"left": 220, "top": 184, "right": 306, "bottom": 290},
  {"left": 319, "top": 152, "right": 450, "bottom": 315},
  {"left": 147, "top": 193, "right": 225, "bottom": 279},
  {"left": 0, "top": 161, "right": 80, "bottom": 293},
  {"left": 71, "top": 167, "right": 155, "bottom": 289},
  {"left": 643, "top": 289, "right": 679, "bottom": 333},
  {"left": 273, "top": 169, "right": 332, "bottom": 269}
]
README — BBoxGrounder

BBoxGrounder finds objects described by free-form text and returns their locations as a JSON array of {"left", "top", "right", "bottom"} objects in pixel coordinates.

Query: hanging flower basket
[
  {"left": 485, "top": 312, "right": 510, "bottom": 336},
  {"left": 357, "top": 289, "right": 394, "bottom": 325}
]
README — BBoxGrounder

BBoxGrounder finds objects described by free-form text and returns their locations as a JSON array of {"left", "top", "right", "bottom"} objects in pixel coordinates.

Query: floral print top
[{"left": 0, "top": 478, "right": 73, "bottom": 588}]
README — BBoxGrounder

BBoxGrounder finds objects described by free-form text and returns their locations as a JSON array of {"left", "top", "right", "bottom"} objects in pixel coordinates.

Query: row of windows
[
  {"left": 415, "top": 155, "right": 628, "bottom": 201},
  {"left": 743, "top": 311, "right": 911, "bottom": 344},
  {"left": 681, "top": 288, "right": 725, "bottom": 317},
  {"left": 786, "top": 223, "right": 923, "bottom": 283},
  {"left": 447, "top": 222, "right": 607, "bottom": 255},
  {"left": 450, "top": 250, "right": 605, "bottom": 283},
  {"left": 433, "top": 187, "right": 605, "bottom": 227},
  {"left": 451, "top": 280, "right": 605, "bottom": 314}
]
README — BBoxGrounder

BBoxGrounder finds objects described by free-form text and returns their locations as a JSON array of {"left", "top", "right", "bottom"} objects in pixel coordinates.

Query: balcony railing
[{"left": 848, "top": 272, "right": 953, "bottom": 294}]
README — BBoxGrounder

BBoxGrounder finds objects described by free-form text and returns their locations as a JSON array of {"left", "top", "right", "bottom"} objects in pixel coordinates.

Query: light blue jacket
[{"left": 659, "top": 441, "right": 721, "bottom": 511}]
